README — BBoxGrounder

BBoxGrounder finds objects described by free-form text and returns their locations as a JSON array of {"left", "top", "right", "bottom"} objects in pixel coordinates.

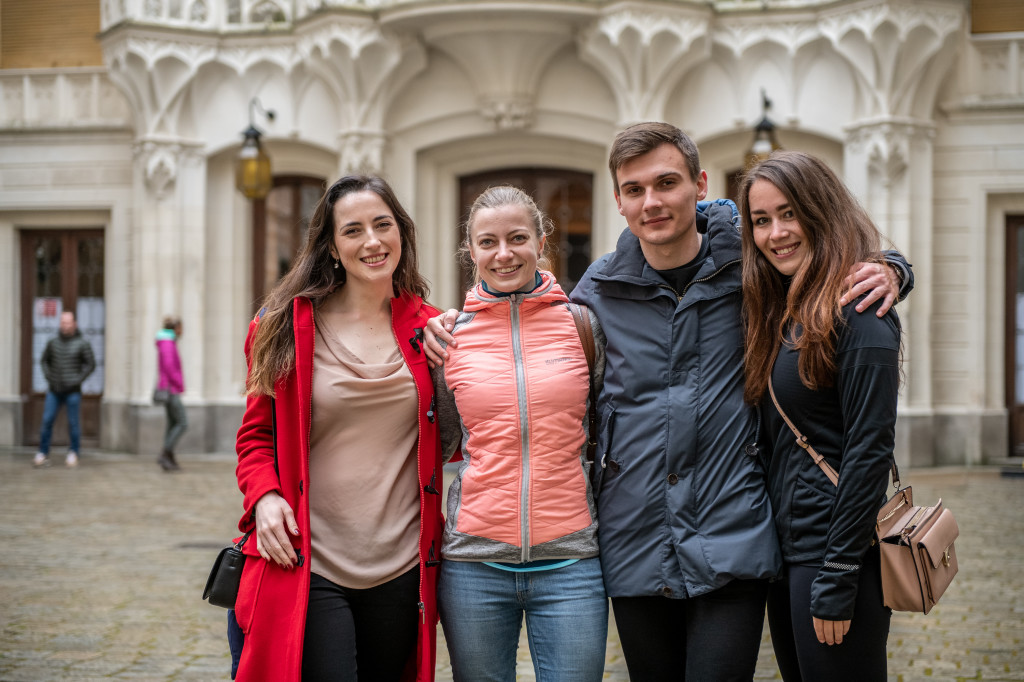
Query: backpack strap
[{"left": 567, "top": 302, "right": 598, "bottom": 463}]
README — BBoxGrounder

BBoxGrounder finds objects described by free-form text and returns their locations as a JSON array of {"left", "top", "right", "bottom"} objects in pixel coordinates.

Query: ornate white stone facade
[{"left": 0, "top": 0, "right": 1021, "bottom": 463}]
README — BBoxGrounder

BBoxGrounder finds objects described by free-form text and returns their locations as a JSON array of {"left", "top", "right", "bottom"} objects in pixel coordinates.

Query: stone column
[
  {"left": 844, "top": 118, "right": 937, "bottom": 467},
  {"left": 116, "top": 137, "right": 207, "bottom": 454}
]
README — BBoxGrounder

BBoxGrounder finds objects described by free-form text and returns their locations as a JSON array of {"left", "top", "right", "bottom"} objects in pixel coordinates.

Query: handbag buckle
[{"left": 942, "top": 548, "right": 950, "bottom": 567}]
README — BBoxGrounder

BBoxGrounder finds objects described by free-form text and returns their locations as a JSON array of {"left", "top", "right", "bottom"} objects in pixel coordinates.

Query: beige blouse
[{"left": 308, "top": 304, "right": 420, "bottom": 589}]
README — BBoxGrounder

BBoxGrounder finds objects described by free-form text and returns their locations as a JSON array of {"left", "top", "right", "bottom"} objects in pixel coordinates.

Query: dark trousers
[
  {"left": 162, "top": 393, "right": 188, "bottom": 451},
  {"left": 302, "top": 567, "right": 420, "bottom": 682},
  {"left": 767, "top": 546, "right": 891, "bottom": 682},
  {"left": 611, "top": 578, "right": 769, "bottom": 681}
]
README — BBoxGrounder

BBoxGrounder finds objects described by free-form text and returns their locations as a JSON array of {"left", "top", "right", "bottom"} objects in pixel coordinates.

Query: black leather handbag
[{"left": 202, "top": 530, "right": 252, "bottom": 609}]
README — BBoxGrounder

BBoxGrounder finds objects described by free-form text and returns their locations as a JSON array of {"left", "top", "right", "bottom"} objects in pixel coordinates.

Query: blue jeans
[
  {"left": 438, "top": 558, "right": 608, "bottom": 682},
  {"left": 38, "top": 390, "right": 82, "bottom": 455}
]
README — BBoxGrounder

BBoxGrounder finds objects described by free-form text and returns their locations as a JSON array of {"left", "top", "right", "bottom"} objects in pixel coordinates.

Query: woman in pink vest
[
  {"left": 432, "top": 185, "right": 607, "bottom": 681},
  {"left": 233, "top": 175, "right": 444, "bottom": 682}
]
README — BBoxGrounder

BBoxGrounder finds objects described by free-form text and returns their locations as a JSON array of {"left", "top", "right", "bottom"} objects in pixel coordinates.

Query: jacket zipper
[
  {"left": 393, "top": 300, "right": 430, "bottom": 630},
  {"left": 510, "top": 296, "right": 532, "bottom": 563},
  {"left": 678, "top": 259, "right": 740, "bottom": 300},
  {"left": 296, "top": 301, "right": 316, "bottom": 653}
]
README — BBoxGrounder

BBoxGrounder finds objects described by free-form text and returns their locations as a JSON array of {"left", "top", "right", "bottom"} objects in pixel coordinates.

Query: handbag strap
[
  {"left": 767, "top": 376, "right": 900, "bottom": 488},
  {"left": 567, "top": 302, "right": 598, "bottom": 463},
  {"left": 235, "top": 529, "right": 254, "bottom": 550},
  {"left": 767, "top": 376, "right": 840, "bottom": 486}
]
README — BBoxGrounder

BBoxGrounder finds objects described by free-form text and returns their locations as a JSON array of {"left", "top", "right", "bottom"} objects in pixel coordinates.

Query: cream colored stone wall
[{"left": 1, "top": 0, "right": 1021, "bottom": 462}]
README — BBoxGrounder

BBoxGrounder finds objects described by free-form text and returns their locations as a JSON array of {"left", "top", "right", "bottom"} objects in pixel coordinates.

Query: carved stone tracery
[
  {"left": 579, "top": 8, "right": 711, "bottom": 123},
  {"left": 339, "top": 130, "right": 386, "bottom": 174},
  {"left": 478, "top": 94, "right": 534, "bottom": 130}
]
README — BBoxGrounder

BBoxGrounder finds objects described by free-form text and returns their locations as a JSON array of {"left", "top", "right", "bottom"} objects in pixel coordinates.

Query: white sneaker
[
  {"left": 33, "top": 452, "right": 51, "bottom": 468},
  {"left": 65, "top": 451, "right": 79, "bottom": 468}
]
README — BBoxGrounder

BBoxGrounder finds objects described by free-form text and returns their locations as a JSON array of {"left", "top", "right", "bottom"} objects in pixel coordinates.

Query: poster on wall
[
  {"left": 78, "top": 297, "right": 105, "bottom": 395},
  {"left": 31, "top": 298, "right": 62, "bottom": 394},
  {"left": 31, "top": 297, "right": 105, "bottom": 395}
]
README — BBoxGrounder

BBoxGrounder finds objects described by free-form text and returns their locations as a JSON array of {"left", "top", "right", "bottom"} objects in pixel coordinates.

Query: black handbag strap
[{"left": 234, "top": 529, "right": 254, "bottom": 551}]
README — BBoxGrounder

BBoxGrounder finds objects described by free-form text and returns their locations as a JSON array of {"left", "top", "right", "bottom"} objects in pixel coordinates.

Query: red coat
[{"left": 233, "top": 292, "right": 444, "bottom": 682}]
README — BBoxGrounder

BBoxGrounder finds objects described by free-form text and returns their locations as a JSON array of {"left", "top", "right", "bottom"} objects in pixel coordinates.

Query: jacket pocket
[
  {"left": 593, "top": 406, "right": 617, "bottom": 499},
  {"left": 233, "top": 557, "right": 268, "bottom": 635},
  {"left": 788, "top": 477, "right": 836, "bottom": 552}
]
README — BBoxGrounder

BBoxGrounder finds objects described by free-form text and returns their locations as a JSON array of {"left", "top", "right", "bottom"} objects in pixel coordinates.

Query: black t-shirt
[{"left": 654, "top": 229, "right": 710, "bottom": 295}]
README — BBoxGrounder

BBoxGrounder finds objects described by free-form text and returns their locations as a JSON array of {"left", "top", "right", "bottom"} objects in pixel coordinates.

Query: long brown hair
[
  {"left": 739, "top": 151, "right": 883, "bottom": 403},
  {"left": 246, "top": 175, "right": 428, "bottom": 396}
]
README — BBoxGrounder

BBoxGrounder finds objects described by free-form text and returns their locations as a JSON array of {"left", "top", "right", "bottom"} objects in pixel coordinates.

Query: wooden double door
[
  {"left": 20, "top": 230, "right": 105, "bottom": 448},
  {"left": 1008, "top": 216, "right": 1024, "bottom": 457}
]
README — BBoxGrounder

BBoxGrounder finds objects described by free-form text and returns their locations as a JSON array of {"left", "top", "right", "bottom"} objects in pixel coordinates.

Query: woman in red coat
[{"left": 233, "top": 175, "right": 444, "bottom": 681}]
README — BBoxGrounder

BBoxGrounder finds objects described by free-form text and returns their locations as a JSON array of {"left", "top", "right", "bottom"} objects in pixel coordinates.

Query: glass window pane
[
  {"left": 261, "top": 178, "right": 326, "bottom": 298},
  {"left": 77, "top": 236, "right": 105, "bottom": 297},
  {"left": 1017, "top": 226, "right": 1024, "bottom": 404},
  {"left": 77, "top": 297, "right": 105, "bottom": 395},
  {"left": 34, "top": 237, "right": 62, "bottom": 298},
  {"left": 31, "top": 297, "right": 63, "bottom": 393},
  {"left": 267, "top": 186, "right": 294, "bottom": 283},
  {"left": 299, "top": 182, "right": 322, "bottom": 250}
]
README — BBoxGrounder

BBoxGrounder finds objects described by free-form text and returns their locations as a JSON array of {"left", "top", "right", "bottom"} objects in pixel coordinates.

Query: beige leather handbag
[{"left": 768, "top": 378, "right": 959, "bottom": 614}]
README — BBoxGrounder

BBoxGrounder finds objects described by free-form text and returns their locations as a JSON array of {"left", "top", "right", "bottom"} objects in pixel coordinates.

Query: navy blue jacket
[{"left": 571, "top": 203, "right": 782, "bottom": 599}]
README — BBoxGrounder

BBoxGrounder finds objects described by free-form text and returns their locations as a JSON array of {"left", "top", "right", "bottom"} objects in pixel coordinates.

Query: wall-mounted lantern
[
  {"left": 744, "top": 89, "right": 781, "bottom": 170},
  {"left": 235, "top": 97, "right": 275, "bottom": 200}
]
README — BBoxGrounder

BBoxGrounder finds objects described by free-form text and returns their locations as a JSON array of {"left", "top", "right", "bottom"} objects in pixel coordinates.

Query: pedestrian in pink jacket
[{"left": 156, "top": 316, "right": 186, "bottom": 471}]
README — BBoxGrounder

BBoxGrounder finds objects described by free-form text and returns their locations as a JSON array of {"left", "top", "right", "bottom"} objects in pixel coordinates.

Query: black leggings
[
  {"left": 767, "top": 546, "right": 891, "bottom": 682},
  {"left": 302, "top": 567, "right": 420, "bottom": 682},
  {"left": 611, "top": 578, "right": 769, "bottom": 681}
]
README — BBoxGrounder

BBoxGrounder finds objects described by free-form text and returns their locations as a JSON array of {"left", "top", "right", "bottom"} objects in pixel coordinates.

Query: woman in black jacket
[{"left": 739, "top": 151, "right": 900, "bottom": 681}]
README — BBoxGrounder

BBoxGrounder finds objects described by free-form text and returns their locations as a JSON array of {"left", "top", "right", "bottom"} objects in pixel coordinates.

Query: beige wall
[{"left": 1, "top": 0, "right": 103, "bottom": 69}]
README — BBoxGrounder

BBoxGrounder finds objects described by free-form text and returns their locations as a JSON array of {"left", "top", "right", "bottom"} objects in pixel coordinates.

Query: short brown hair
[{"left": 608, "top": 122, "right": 701, "bottom": 192}]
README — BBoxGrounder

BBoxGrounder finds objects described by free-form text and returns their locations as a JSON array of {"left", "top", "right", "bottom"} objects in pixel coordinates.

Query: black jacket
[
  {"left": 41, "top": 330, "right": 96, "bottom": 393},
  {"left": 763, "top": 299, "right": 901, "bottom": 620}
]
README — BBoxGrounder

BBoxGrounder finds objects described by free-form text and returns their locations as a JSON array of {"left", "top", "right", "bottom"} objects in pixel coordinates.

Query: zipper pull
[
  {"left": 424, "top": 468, "right": 439, "bottom": 495},
  {"left": 427, "top": 396, "right": 436, "bottom": 423},
  {"left": 409, "top": 328, "right": 424, "bottom": 354}
]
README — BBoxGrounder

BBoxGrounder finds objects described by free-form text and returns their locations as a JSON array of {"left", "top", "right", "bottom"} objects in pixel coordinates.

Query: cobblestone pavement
[{"left": 0, "top": 449, "right": 1020, "bottom": 681}]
